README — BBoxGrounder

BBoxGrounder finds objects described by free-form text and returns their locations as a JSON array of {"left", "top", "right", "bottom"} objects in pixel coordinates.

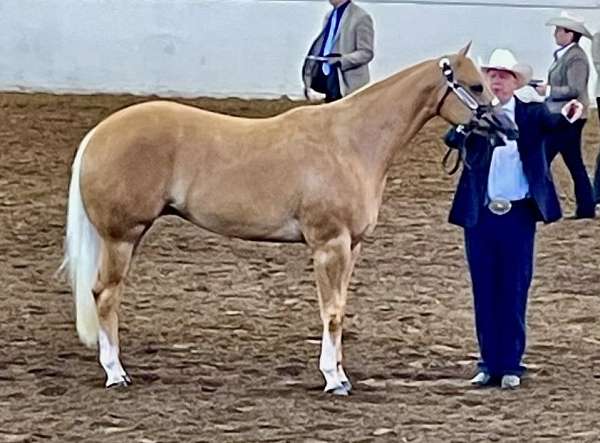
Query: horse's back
[
  {"left": 76, "top": 100, "right": 304, "bottom": 240},
  {"left": 76, "top": 99, "right": 373, "bottom": 243}
]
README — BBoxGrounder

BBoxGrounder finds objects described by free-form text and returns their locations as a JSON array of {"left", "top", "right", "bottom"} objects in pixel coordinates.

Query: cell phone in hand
[
  {"left": 527, "top": 79, "right": 543, "bottom": 87},
  {"left": 561, "top": 100, "right": 582, "bottom": 123}
]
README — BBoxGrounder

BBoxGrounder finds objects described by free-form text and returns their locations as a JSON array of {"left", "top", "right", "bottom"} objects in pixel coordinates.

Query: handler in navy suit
[{"left": 445, "top": 49, "right": 584, "bottom": 389}]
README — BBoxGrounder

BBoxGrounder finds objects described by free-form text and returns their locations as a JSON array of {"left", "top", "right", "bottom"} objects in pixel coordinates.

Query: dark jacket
[{"left": 448, "top": 98, "right": 564, "bottom": 228}]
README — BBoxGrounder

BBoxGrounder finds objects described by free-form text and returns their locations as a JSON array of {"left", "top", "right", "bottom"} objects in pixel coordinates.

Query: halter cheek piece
[{"left": 435, "top": 57, "right": 492, "bottom": 119}]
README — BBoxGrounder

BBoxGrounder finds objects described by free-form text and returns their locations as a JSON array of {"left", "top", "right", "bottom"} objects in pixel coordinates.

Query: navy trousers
[
  {"left": 324, "top": 68, "right": 342, "bottom": 103},
  {"left": 310, "top": 64, "right": 342, "bottom": 103},
  {"left": 464, "top": 200, "right": 536, "bottom": 377},
  {"left": 546, "top": 119, "right": 596, "bottom": 217}
]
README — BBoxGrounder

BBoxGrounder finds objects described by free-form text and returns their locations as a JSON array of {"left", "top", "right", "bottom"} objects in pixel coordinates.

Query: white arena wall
[{"left": 0, "top": 0, "right": 598, "bottom": 100}]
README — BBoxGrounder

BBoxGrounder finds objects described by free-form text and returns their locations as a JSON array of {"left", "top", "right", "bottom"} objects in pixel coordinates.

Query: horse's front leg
[
  {"left": 336, "top": 241, "right": 361, "bottom": 392},
  {"left": 312, "top": 232, "right": 355, "bottom": 395}
]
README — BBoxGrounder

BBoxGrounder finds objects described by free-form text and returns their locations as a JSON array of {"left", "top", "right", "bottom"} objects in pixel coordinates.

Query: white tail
[{"left": 60, "top": 128, "right": 101, "bottom": 347}]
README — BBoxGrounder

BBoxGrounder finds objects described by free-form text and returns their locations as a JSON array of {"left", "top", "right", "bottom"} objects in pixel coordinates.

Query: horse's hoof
[
  {"left": 106, "top": 380, "right": 129, "bottom": 389},
  {"left": 122, "top": 373, "right": 133, "bottom": 385},
  {"left": 342, "top": 380, "right": 352, "bottom": 392},
  {"left": 106, "top": 373, "right": 132, "bottom": 389},
  {"left": 325, "top": 385, "right": 349, "bottom": 396},
  {"left": 331, "top": 386, "right": 349, "bottom": 396}
]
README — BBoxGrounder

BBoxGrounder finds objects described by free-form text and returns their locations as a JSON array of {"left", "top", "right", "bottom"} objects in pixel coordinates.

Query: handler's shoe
[
  {"left": 501, "top": 375, "right": 520, "bottom": 389},
  {"left": 470, "top": 371, "right": 491, "bottom": 386}
]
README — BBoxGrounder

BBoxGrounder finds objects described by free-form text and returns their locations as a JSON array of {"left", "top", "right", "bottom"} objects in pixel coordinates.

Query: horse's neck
[{"left": 341, "top": 61, "right": 441, "bottom": 181}]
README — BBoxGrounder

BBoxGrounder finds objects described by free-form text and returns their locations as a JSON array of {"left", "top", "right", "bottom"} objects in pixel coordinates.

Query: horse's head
[{"left": 435, "top": 43, "right": 518, "bottom": 141}]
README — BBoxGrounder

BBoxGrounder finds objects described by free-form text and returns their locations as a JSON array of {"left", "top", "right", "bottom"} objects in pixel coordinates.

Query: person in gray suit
[
  {"left": 303, "top": 0, "right": 374, "bottom": 102},
  {"left": 592, "top": 31, "right": 600, "bottom": 205},
  {"left": 535, "top": 12, "right": 596, "bottom": 218}
]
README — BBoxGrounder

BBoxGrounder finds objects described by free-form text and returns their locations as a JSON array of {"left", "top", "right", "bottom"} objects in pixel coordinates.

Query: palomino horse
[{"left": 62, "top": 44, "right": 515, "bottom": 394}]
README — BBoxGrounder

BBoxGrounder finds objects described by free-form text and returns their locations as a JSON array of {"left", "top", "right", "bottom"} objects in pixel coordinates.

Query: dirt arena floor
[{"left": 1, "top": 91, "right": 599, "bottom": 442}]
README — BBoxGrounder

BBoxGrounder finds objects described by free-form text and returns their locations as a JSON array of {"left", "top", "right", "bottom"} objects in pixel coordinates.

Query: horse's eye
[{"left": 470, "top": 84, "right": 484, "bottom": 94}]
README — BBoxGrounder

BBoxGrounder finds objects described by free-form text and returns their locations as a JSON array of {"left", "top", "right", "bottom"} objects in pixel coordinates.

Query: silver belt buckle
[{"left": 488, "top": 198, "right": 512, "bottom": 215}]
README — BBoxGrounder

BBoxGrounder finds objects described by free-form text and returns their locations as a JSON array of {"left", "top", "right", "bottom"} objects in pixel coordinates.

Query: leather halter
[
  {"left": 436, "top": 58, "right": 495, "bottom": 175},
  {"left": 436, "top": 57, "right": 492, "bottom": 119},
  {"left": 442, "top": 125, "right": 469, "bottom": 175}
]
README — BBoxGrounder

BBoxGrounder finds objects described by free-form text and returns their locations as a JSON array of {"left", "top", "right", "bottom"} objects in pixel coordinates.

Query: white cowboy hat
[
  {"left": 480, "top": 48, "right": 532, "bottom": 88},
  {"left": 546, "top": 11, "right": 592, "bottom": 38}
]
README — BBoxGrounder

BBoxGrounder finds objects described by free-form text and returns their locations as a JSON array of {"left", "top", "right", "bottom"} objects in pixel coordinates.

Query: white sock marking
[
  {"left": 99, "top": 329, "right": 128, "bottom": 387},
  {"left": 319, "top": 331, "right": 341, "bottom": 391}
]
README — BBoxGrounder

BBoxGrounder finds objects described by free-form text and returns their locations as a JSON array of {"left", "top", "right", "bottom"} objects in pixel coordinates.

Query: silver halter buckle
[{"left": 488, "top": 198, "right": 512, "bottom": 215}]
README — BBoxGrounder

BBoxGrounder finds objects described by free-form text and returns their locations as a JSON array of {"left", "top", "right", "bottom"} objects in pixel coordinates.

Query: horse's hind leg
[{"left": 95, "top": 239, "right": 135, "bottom": 388}]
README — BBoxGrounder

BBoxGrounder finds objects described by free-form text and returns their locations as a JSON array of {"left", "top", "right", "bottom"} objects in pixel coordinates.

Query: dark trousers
[
  {"left": 464, "top": 201, "right": 536, "bottom": 377},
  {"left": 324, "top": 70, "right": 342, "bottom": 103},
  {"left": 593, "top": 98, "right": 600, "bottom": 203},
  {"left": 546, "top": 118, "right": 596, "bottom": 216},
  {"left": 311, "top": 64, "right": 342, "bottom": 103}
]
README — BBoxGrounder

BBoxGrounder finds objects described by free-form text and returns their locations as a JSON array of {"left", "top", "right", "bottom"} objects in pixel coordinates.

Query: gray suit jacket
[
  {"left": 304, "top": 2, "right": 374, "bottom": 96},
  {"left": 592, "top": 32, "right": 600, "bottom": 98},
  {"left": 546, "top": 43, "right": 590, "bottom": 117}
]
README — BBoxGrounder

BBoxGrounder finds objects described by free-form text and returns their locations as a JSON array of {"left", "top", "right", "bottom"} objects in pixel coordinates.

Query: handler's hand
[
  {"left": 535, "top": 83, "right": 547, "bottom": 96},
  {"left": 305, "top": 87, "right": 326, "bottom": 102},
  {"left": 443, "top": 127, "right": 467, "bottom": 150},
  {"left": 326, "top": 56, "right": 342, "bottom": 67}
]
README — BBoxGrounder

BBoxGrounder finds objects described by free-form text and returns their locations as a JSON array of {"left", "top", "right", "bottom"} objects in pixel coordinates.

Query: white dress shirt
[
  {"left": 555, "top": 42, "right": 575, "bottom": 61},
  {"left": 487, "top": 97, "right": 530, "bottom": 201}
]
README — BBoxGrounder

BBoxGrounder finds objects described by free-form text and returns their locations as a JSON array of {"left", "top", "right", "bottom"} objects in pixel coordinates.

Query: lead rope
[{"left": 442, "top": 125, "right": 471, "bottom": 175}]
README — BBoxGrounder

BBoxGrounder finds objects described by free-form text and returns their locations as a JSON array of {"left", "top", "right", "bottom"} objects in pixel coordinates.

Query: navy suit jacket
[{"left": 448, "top": 98, "right": 564, "bottom": 228}]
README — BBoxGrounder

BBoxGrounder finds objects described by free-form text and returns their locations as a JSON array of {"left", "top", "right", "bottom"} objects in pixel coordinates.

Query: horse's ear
[{"left": 459, "top": 41, "right": 472, "bottom": 57}]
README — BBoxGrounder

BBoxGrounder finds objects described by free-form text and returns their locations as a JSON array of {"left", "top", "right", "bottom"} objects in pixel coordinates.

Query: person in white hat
[
  {"left": 444, "top": 48, "right": 584, "bottom": 390},
  {"left": 592, "top": 31, "right": 600, "bottom": 205},
  {"left": 535, "top": 11, "right": 595, "bottom": 219}
]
